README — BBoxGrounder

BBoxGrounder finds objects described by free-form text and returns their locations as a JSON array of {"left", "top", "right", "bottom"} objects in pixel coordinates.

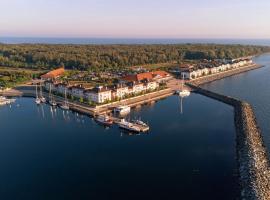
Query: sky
[{"left": 0, "top": 0, "right": 270, "bottom": 39}]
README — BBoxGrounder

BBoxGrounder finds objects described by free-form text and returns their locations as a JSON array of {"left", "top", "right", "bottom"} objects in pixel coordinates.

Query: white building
[
  {"left": 114, "top": 85, "right": 130, "bottom": 99},
  {"left": 71, "top": 85, "right": 85, "bottom": 98},
  {"left": 56, "top": 83, "right": 68, "bottom": 94},
  {"left": 144, "top": 81, "right": 158, "bottom": 91},
  {"left": 84, "top": 86, "right": 112, "bottom": 103},
  {"left": 132, "top": 83, "right": 145, "bottom": 94},
  {"left": 181, "top": 59, "right": 253, "bottom": 80}
]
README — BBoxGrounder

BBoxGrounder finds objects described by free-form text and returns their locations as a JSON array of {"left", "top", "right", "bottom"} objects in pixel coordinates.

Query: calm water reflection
[
  {"left": 202, "top": 53, "right": 270, "bottom": 156},
  {"left": 0, "top": 94, "right": 237, "bottom": 200}
]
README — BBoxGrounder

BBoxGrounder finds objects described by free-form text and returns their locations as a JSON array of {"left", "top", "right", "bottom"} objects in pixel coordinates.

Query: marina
[{"left": 0, "top": 94, "right": 238, "bottom": 200}]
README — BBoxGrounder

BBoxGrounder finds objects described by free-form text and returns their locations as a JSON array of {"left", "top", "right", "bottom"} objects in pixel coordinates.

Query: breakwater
[{"left": 187, "top": 83, "right": 270, "bottom": 200}]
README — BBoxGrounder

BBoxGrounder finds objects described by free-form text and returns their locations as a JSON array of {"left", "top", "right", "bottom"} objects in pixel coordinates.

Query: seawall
[{"left": 187, "top": 83, "right": 270, "bottom": 200}]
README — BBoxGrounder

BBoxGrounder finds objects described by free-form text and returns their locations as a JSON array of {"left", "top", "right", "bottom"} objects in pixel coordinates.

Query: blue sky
[{"left": 0, "top": 0, "right": 270, "bottom": 38}]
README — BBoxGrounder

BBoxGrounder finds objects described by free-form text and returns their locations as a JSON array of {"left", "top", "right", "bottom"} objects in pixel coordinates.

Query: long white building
[{"left": 181, "top": 59, "right": 253, "bottom": 80}]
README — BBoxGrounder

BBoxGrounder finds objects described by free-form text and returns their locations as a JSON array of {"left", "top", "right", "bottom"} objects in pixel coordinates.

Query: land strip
[{"left": 188, "top": 64, "right": 263, "bottom": 86}]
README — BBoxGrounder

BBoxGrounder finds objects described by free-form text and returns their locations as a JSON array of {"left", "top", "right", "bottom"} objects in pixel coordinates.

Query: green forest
[{"left": 0, "top": 44, "right": 269, "bottom": 72}]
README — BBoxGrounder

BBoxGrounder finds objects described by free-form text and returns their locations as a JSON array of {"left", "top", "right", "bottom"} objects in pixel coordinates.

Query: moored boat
[
  {"left": 35, "top": 84, "right": 41, "bottom": 105},
  {"left": 132, "top": 119, "right": 148, "bottom": 127},
  {"left": 49, "top": 83, "right": 57, "bottom": 106},
  {"left": 39, "top": 84, "right": 46, "bottom": 103},
  {"left": 60, "top": 88, "right": 69, "bottom": 110},
  {"left": 0, "top": 96, "right": 15, "bottom": 105},
  {"left": 35, "top": 97, "right": 41, "bottom": 105},
  {"left": 95, "top": 115, "right": 113, "bottom": 126},
  {"left": 179, "top": 90, "right": 191, "bottom": 98},
  {"left": 114, "top": 105, "right": 131, "bottom": 115},
  {"left": 49, "top": 100, "right": 57, "bottom": 107},
  {"left": 179, "top": 75, "right": 191, "bottom": 98},
  {"left": 118, "top": 119, "right": 141, "bottom": 132}
]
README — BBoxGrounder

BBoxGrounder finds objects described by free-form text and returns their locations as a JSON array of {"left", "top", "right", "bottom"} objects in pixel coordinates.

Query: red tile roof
[
  {"left": 152, "top": 70, "right": 170, "bottom": 78},
  {"left": 122, "top": 71, "right": 170, "bottom": 82},
  {"left": 41, "top": 67, "right": 65, "bottom": 79}
]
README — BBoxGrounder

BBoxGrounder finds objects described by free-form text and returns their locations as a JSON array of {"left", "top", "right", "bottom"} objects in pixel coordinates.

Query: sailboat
[
  {"left": 39, "top": 83, "right": 46, "bottom": 103},
  {"left": 179, "top": 74, "right": 191, "bottom": 98},
  {"left": 35, "top": 84, "right": 41, "bottom": 105},
  {"left": 49, "top": 83, "right": 57, "bottom": 106},
  {"left": 60, "top": 88, "right": 69, "bottom": 110}
]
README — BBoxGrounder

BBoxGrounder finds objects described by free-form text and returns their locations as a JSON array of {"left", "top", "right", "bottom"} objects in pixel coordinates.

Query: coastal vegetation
[
  {"left": 0, "top": 44, "right": 269, "bottom": 72},
  {"left": 0, "top": 67, "right": 44, "bottom": 89}
]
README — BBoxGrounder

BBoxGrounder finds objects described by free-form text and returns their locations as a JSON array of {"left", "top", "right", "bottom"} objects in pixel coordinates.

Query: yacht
[
  {"left": 35, "top": 84, "right": 41, "bottom": 105},
  {"left": 0, "top": 96, "right": 15, "bottom": 105},
  {"left": 114, "top": 105, "right": 131, "bottom": 115},
  {"left": 60, "top": 88, "right": 69, "bottom": 110},
  {"left": 95, "top": 115, "right": 113, "bottom": 126},
  {"left": 179, "top": 90, "right": 191, "bottom": 98},
  {"left": 179, "top": 74, "right": 190, "bottom": 98},
  {"left": 49, "top": 83, "right": 57, "bottom": 106},
  {"left": 132, "top": 119, "right": 148, "bottom": 127},
  {"left": 39, "top": 84, "right": 46, "bottom": 103},
  {"left": 0, "top": 96, "right": 9, "bottom": 105},
  {"left": 49, "top": 100, "right": 57, "bottom": 107},
  {"left": 118, "top": 119, "right": 141, "bottom": 132},
  {"left": 35, "top": 97, "right": 41, "bottom": 105}
]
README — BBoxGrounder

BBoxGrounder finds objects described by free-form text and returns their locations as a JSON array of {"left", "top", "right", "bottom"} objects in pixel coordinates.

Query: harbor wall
[{"left": 187, "top": 83, "right": 270, "bottom": 200}]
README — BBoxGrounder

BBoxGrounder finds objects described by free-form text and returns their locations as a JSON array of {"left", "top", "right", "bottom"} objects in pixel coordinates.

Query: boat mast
[
  {"left": 64, "top": 88, "right": 68, "bottom": 106},
  {"left": 40, "top": 83, "right": 43, "bottom": 98},
  {"left": 181, "top": 74, "right": 184, "bottom": 91},
  {"left": 49, "top": 83, "right": 52, "bottom": 101},
  {"left": 36, "top": 84, "right": 38, "bottom": 98}
]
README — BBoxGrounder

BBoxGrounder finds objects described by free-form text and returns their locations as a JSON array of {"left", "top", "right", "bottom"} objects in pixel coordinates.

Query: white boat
[
  {"left": 0, "top": 96, "right": 8, "bottom": 105},
  {"left": 118, "top": 119, "right": 141, "bottom": 132},
  {"left": 35, "top": 97, "right": 41, "bottom": 105},
  {"left": 60, "top": 104, "right": 69, "bottom": 110},
  {"left": 49, "top": 100, "right": 57, "bottom": 107},
  {"left": 114, "top": 105, "right": 131, "bottom": 115},
  {"left": 39, "top": 84, "right": 46, "bottom": 103},
  {"left": 179, "top": 90, "right": 191, "bottom": 98},
  {"left": 49, "top": 83, "right": 57, "bottom": 106},
  {"left": 0, "top": 96, "right": 15, "bottom": 105},
  {"left": 40, "top": 97, "right": 46, "bottom": 103},
  {"left": 60, "top": 88, "right": 69, "bottom": 110},
  {"left": 132, "top": 119, "right": 148, "bottom": 127},
  {"left": 95, "top": 115, "right": 113, "bottom": 126},
  {"left": 179, "top": 74, "right": 190, "bottom": 98},
  {"left": 35, "top": 84, "right": 41, "bottom": 105}
]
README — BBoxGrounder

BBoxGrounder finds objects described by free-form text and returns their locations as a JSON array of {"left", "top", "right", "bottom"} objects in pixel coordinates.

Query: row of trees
[{"left": 0, "top": 44, "right": 269, "bottom": 72}]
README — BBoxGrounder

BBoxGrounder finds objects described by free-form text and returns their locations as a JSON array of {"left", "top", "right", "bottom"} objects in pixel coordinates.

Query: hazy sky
[{"left": 1, "top": 0, "right": 270, "bottom": 38}]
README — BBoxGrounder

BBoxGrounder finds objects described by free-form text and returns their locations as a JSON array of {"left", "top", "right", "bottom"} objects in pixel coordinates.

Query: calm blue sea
[
  {"left": 0, "top": 37, "right": 270, "bottom": 45},
  {"left": 202, "top": 53, "right": 270, "bottom": 156},
  {"left": 0, "top": 94, "right": 238, "bottom": 200}
]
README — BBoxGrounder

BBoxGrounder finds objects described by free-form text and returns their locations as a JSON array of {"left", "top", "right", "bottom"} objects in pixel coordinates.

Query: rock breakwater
[{"left": 187, "top": 83, "right": 270, "bottom": 200}]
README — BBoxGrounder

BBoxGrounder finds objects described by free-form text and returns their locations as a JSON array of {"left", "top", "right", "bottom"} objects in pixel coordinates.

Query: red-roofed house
[
  {"left": 122, "top": 71, "right": 171, "bottom": 83},
  {"left": 41, "top": 67, "right": 65, "bottom": 80}
]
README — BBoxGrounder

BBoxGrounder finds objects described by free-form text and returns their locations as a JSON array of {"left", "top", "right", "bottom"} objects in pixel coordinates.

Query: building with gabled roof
[
  {"left": 41, "top": 67, "right": 65, "bottom": 80},
  {"left": 121, "top": 70, "right": 171, "bottom": 83}
]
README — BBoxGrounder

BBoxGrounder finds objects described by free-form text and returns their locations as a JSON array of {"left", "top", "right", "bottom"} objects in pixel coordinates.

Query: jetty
[{"left": 187, "top": 83, "right": 270, "bottom": 200}]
